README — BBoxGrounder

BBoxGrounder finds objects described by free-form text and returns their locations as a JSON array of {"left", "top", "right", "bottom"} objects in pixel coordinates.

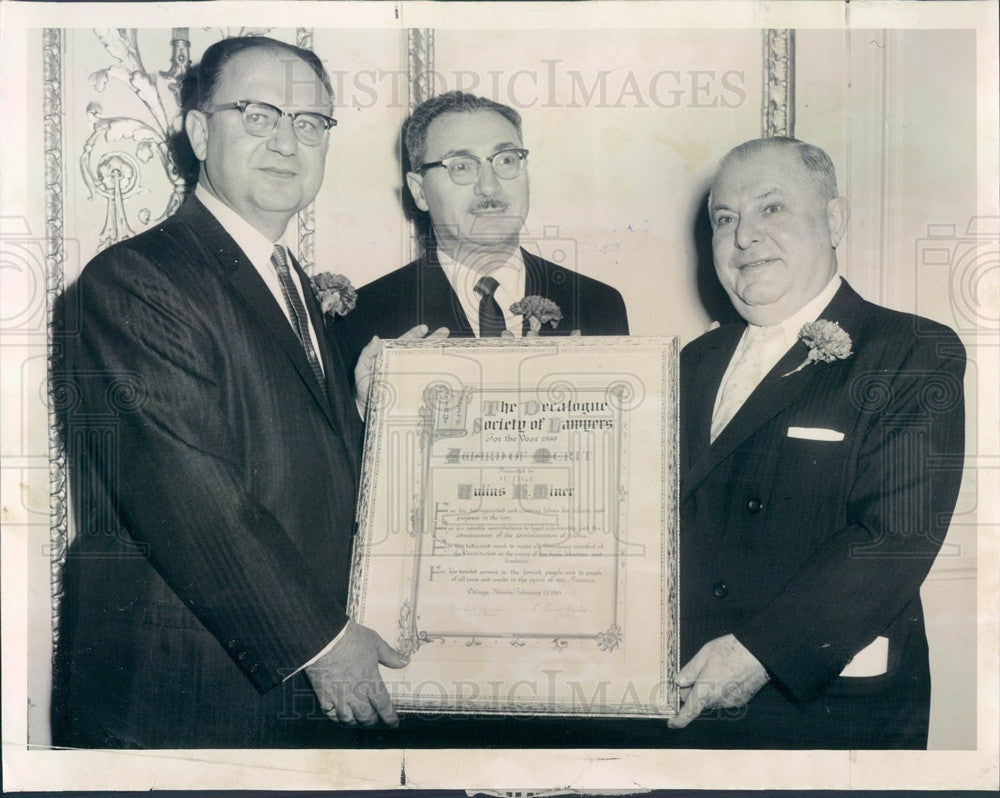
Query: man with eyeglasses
[
  {"left": 338, "top": 91, "right": 629, "bottom": 377},
  {"left": 334, "top": 92, "right": 634, "bottom": 749},
  {"left": 53, "top": 35, "right": 406, "bottom": 748}
]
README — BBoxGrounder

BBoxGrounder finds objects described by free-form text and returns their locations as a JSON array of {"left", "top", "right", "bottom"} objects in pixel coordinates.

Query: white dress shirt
[
  {"left": 195, "top": 185, "right": 323, "bottom": 377},
  {"left": 437, "top": 245, "right": 528, "bottom": 336},
  {"left": 195, "top": 184, "right": 339, "bottom": 674},
  {"left": 711, "top": 275, "right": 842, "bottom": 439}
]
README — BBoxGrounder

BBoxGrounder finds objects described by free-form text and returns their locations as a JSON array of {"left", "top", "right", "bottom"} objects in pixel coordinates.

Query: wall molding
[
  {"left": 44, "top": 27, "right": 67, "bottom": 651},
  {"left": 406, "top": 28, "right": 435, "bottom": 113},
  {"left": 296, "top": 27, "right": 317, "bottom": 271},
  {"left": 763, "top": 29, "right": 795, "bottom": 138},
  {"left": 406, "top": 28, "right": 434, "bottom": 260}
]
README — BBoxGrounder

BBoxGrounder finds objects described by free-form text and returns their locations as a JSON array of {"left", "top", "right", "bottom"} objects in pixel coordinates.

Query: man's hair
[
  {"left": 712, "top": 136, "right": 840, "bottom": 205},
  {"left": 404, "top": 91, "right": 523, "bottom": 169},
  {"left": 194, "top": 35, "right": 333, "bottom": 111}
]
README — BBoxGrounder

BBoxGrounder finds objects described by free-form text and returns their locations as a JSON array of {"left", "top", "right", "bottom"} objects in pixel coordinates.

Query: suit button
[
  {"left": 746, "top": 497, "right": 764, "bottom": 514},
  {"left": 712, "top": 582, "right": 729, "bottom": 599}
]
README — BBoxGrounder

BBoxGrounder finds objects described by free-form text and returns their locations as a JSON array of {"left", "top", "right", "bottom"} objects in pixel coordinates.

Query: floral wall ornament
[
  {"left": 82, "top": 27, "right": 193, "bottom": 250},
  {"left": 161, "top": 30, "right": 192, "bottom": 107},
  {"left": 80, "top": 27, "right": 283, "bottom": 254}
]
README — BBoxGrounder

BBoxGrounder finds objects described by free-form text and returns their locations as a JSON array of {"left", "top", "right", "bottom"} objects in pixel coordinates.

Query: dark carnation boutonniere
[
  {"left": 309, "top": 272, "right": 357, "bottom": 318},
  {"left": 783, "top": 319, "right": 853, "bottom": 376},
  {"left": 510, "top": 295, "right": 562, "bottom": 333}
]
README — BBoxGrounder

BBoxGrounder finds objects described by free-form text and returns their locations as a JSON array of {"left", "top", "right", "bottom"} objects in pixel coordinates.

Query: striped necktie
[
  {"left": 474, "top": 275, "right": 506, "bottom": 337},
  {"left": 270, "top": 244, "right": 327, "bottom": 399}
]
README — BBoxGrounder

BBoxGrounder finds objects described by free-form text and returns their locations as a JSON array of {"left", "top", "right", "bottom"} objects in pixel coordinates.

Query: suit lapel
[
  {"left": 179, "top": 198, "right": 339, "bottom": 430},
  {"left": 420, "top": 251, "right": 476, "bottom": 337},
  {"left": 288, "top": 253, "right": 342, "bottom": 416},
  {"left": 685, "top": 324, "right": 743, "bottom": 468},
  {"left": 420, "top": 248, "right": 564, "bottom": 337},
  {"left": 522, "top": 249, "right": 571, "bottom": 336},
  {"left": 682, "top": 339, "right": 816, "bottom": 499},
  {"left": 681, "top": 281, "right": 866, "bottom": 501},
  {"left": 289, "top": 253, "right": 366, "bottom": 476},
  {"left": 522, "top": 249, "right": 541, "bottom": 335}
]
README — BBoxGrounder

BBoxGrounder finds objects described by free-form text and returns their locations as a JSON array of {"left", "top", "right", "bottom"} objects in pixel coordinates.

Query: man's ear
[
  {"left": 185, "top": 110, "right": 209, "bottom": 163},
  {"left": 826, "top": 196, "right": 850, "bottom": 248},
  {"left": 406, "top": 171, "right": 429, "bottom": 212}
]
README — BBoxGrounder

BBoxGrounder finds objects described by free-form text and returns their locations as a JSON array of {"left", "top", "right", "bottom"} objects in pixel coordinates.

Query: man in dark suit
[
  {"left": 52, "top": 36, "right": 407, "bottom": 748},
  {"left": 337, "top": 91, "right": 628, "bottom": 372},
  {"left": 670, "top": 137, "right": 965, "bottom": 748}
]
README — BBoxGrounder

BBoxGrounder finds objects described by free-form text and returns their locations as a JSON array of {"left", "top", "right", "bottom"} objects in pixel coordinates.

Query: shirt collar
[
  {"left": 750, "top": 275, "right": 843, "bottom": 348},
  {"left": 436, "top": 244, "right": 526, "bottom": 297},
  {"left": 195, "top": 183, "right": 284, "bottom": 269}
]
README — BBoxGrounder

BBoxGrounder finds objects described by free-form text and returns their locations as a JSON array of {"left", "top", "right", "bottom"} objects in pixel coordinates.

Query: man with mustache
[
  {"left": 337, "top": 91, "right": 629, "bottom": 368},
  {"left": 333, "top": 91, "right": 631, "bottom": 748}
]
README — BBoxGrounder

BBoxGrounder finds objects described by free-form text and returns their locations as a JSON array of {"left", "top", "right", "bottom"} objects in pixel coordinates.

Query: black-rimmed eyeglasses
[
  {"left": 418, "top": 148, "right": 529, "bottom": 185},
  {"left": 204, "top": 100, "right": 336, "bottom": 146}
]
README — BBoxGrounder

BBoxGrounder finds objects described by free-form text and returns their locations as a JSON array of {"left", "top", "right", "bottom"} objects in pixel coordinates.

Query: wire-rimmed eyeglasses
[
  {"left": 418, "top": 148, "right": 529, "bottom": 185},
  {"left": 204, "top": 100, "right": 336, "bottom": 146}
]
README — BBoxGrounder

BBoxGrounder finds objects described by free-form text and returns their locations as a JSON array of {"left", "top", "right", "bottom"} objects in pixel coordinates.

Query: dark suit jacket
[
  {"left": 335, "top": 247, "right": 629, "bottom": 371},
  {"left": 674, "top": 280, "right": 965, "bottom": 748},
  {"left": 325, "top": 246, "right": 641, "bottom": 749},
  {"left": 52, "top": 197, "right": 366, "bottom": 748}
]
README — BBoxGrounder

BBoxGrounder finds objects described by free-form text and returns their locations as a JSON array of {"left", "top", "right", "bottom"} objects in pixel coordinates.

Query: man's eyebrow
[
  {"left": 712, "top": 187, "right": 783, "bottom": 213},
  {"left": 433, "top": 143, "right": 522, "bottom": 160},
  {"left": 435, "top": 148, "right": 476, "bottom": 160}
]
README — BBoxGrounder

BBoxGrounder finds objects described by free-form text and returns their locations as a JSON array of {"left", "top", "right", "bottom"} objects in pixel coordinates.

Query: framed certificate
[{"left": 349, "top": 336, "right": 679, "bottom": 718}]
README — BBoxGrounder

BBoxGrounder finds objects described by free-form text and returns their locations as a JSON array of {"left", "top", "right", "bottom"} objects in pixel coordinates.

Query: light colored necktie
[
  {"left": 711, "top": 325, "right": 783, "bottom": 443},
  {"left": 270, "top": 244, "right": 327, "bottom": 398}
]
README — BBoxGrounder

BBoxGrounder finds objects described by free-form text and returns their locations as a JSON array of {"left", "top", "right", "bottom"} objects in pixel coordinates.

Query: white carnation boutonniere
[
  {"left": 309, "top": 272, "right": 357, "bottom": 318},
  {"left": 782, "top": 319, "right": 853, "bottom": 376},
  {"left": 510, "top": 295, "right": 563, "bottom": 333}
]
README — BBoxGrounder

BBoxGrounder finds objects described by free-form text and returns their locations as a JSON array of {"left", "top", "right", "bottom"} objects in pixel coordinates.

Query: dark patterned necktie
[
  {"left": 474, "top": 275, "right": 506, "bottom": 337},
  {"left": 270, "top": 244, "right": 327, "bottom": 398}
]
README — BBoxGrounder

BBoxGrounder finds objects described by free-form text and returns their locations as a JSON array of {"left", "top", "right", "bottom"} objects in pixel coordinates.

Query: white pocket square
[
  {"left": 839, "top": 636, "right": 889, "bottom": 677},
  {"left": 787, "top": 426, "right": 845, "bottom": 442}
]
